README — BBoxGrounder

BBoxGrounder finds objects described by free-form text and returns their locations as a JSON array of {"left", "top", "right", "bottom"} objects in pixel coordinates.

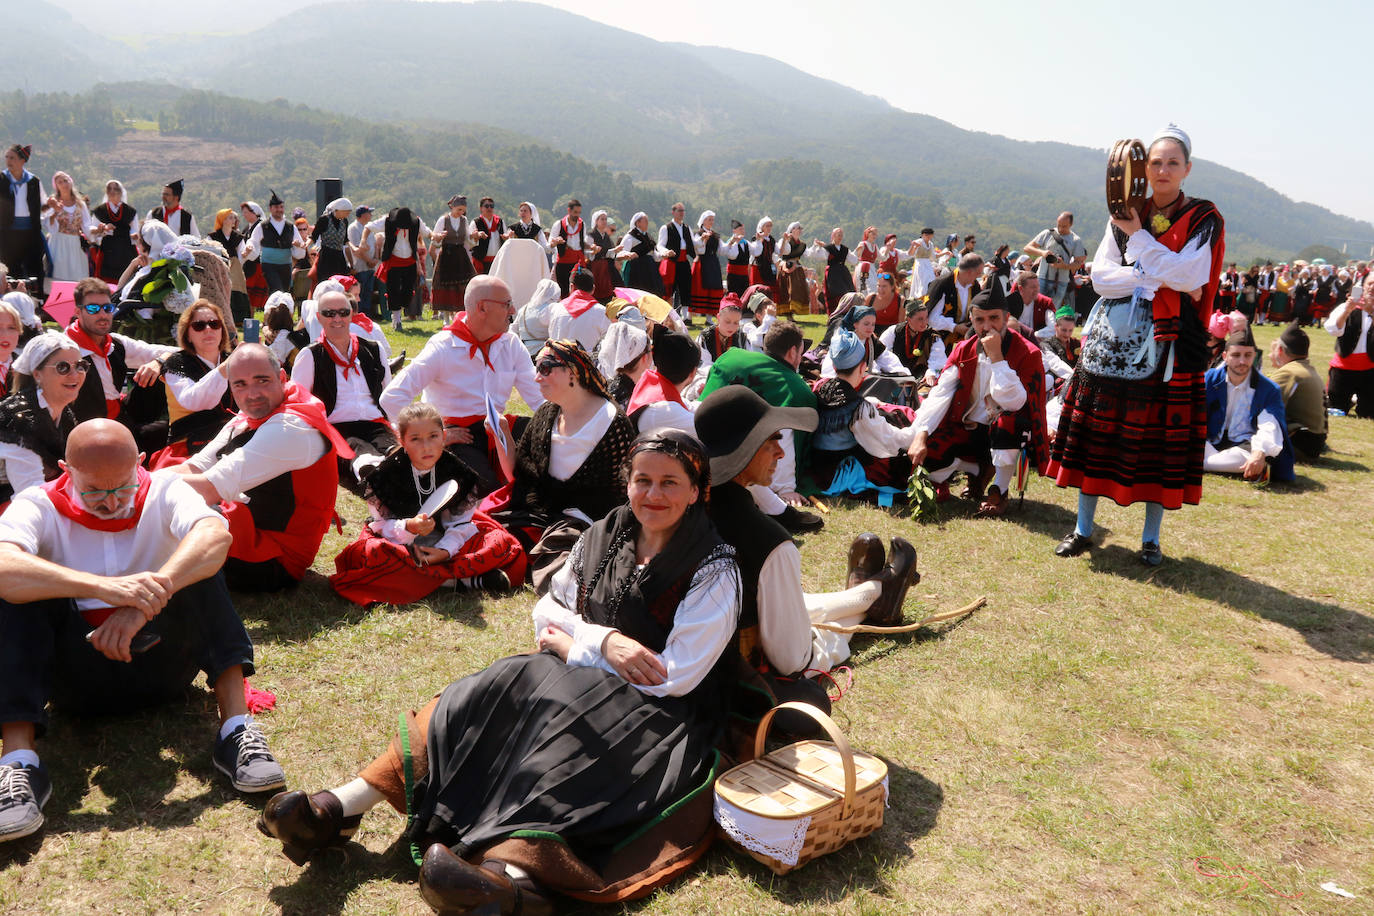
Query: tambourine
[{"left": 1105, "top": 139, "right": 1149, "bottom": 220}]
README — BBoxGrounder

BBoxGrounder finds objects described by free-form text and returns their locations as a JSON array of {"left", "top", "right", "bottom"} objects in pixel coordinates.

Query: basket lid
[{"left": 715, "top": 740, "right": 888, "bottom": 819}]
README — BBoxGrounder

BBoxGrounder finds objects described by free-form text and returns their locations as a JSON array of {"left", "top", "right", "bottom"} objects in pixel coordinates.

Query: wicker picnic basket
[{"left": 713, "top": 702, "right": 888, "bottom": 875}]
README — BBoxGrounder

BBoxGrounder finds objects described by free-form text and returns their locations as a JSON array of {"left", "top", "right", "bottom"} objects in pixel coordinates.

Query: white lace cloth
[
  {"left": 713, "top": 775, "right": 890, "bottom": 867},
  {"left": 713, "top": 795, "right": 811, "bottom": 867}
]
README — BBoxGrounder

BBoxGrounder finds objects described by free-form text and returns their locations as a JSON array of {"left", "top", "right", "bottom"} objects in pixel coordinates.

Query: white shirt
[
  {"left": 551, "top": 217, "right": 585, "bottom": 251},
  {"left": 291, "top": 338, "right": 391, "bottom": 423},
  {"left": 755, "top": 540, "right": 816, "bottom": 675},
  {"left": 1325, "top": 306, "right": 1372, "bottom": 355},
  {"left": 878, "top": 324, "right": 947, "bottom": 380},
  {"left": 0, "top": 470, "right": 226, "bottom": 611},
  {"left": 247, "top": 218, "right": 305, "bottom": 261},
  {"left": 69, "top": 331, "right": 177, "bottom": 400},
  {"left": 0, "top": 390, "right": 53, "bottom": 494},
  {"left": 348, "top": 220, "right": 376, "bottom": 269},
  {"left": 186, "top": 412, "right": 329, "bottom": 503},
  {"left": 1090, "top": 223, "right": 1214, "bottom": 300},
  {"left": 657, "top": 221, "right": 694, "bottom": 258},
  {"left": 147, "top": 207, "right": 199, "bottom": 239},
  {"left": 7, "top": 174, "right": 44, "bottom": 219},
  {"left": 379, "top": 327, "right": 545, "bottom": 423},
  {"left": 634, "top": 399, "right": 697, "bottom": 438},
  {"left": 472, "top": 216, "right": 505, "bottom": 258},
  {"left": 805, "top": 242, "right": 856, "bottom": 266},
  {"left": 928, "top": 280, "right": 977, "bottom": 333},
  {"left": 532, "top": 534, "right": 740, "bottom": 698},
  {"left": 1221, "top": 376, "right": 1282, "bottom": 456},
  {"left": 546, "top": 300, "right": 610, "bottom": 354},
  {"left": 163, "top": 354, "right": 228, "bottom": 410},
  {"left": 549, "top": 400, "right": 618, "bottom": 480},
  {"left": 847, "top": 396, "right": 918, "bottom": 457},
  {"left": 914, "top": 354, "right": 1027, "bottom": 435}
]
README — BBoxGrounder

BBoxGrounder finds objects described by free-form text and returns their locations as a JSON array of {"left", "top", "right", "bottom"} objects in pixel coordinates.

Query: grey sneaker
[
  {"left": 214, "top": 722, "right": 286, "bottom": 794},
  {"left": 0, "top": 763, "right": 51, "bottom": 843}
]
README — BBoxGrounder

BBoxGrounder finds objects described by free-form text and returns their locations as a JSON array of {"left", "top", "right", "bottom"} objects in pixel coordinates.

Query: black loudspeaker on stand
[{"left": 315, "top": 178, "right": 343, "bottom": 219}]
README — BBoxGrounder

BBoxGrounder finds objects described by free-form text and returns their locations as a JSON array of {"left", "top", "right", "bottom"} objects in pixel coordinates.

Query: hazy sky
[{"left": 484, "top": 0, "right": 1372, "bottom": 231}]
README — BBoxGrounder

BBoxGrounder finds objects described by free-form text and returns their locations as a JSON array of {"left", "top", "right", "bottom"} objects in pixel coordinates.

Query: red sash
[{"left": 556, "top": 218, "right": 586, "bottom": 265}]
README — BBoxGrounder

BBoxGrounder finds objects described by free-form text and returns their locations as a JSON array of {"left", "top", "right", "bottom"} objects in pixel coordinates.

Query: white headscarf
[
  {"left": 596, "top": 321, "right": 649, "bottom": 379},
  {"left": 326, "top": 197, "right": 353, "bottom": 213},
  {"left": 630, "top": 212, "right": 648, "bottom": 231},
  {"left": 14, "top": 330, "right": 80, "bottom": 376},
  {"left": 519, "top": 201, "right": 540, "bottom": 226},
  {"left": 2, "top": 291, "right": 41, "bottom": 329},
  {"left": 697, "top": 210, "right": 716, "bottom": 230},
  {"left": 1150, "top": 123, "right": 1192, "bottom": 159},
  {"left": 140, "top": 219, "right": 177, "bottom": 255},
  {"left": 786, "top": 221, "right": 802, "bottom": 235},
  {"left": 243, "top": 201, "right": 265, "bottom": 220},
  {"left": 100, "top": 179, "right": 129, "bottom": 210},
  {"left": 756, "top": 216, "right": 773, "bottom": 235},
  {"left": 591, "top": 209, "right": 609, "bottom": 227}
]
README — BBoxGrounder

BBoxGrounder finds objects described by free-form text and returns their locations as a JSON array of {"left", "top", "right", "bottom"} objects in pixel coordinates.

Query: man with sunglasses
[
  {"left": 0, "top": 419, "right": 284, "bottom": 847},
  {"left": 470, "top": 197, "right": 505, "bottom": 274},
  {"left": 290, "top": 290, "right": 394, "bottom": 494},
  {"left": 65, "top": 277, "right": 176, "bottom": 424},
  {"left": 380, "top": 275, "right": 543, "bottom": 494}
]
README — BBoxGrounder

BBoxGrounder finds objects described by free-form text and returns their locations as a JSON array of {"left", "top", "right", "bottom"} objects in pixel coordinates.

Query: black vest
[
  {"left": 554, "top": 217, "right": 585, "bottom": 257},
  {"left": 0, "top": 174, "right": 44, "bottom": 230},
  {"left": 72, "top": 337, "right": 128, "bottom": 423},
  {"left": 1336, "top": 310, "right": 1374, "bottom": 360},
  {"left": 892, "top": 323, "right": 937, "bottom": 376},
  {"left": 306, "top": 336, "right": 385, "bottom": 416},
  {"left": 474, "top": 216, "right": 505, "bottom": 258},
  {"left": 700, "top": 325, "right": 745, "bottom": 361},
  {"left": 163, "top": 351, "right": 236, "bottom": 448},
  {"left": 151, "top": 207, "right": 193, "bottom": 236},
  {"left": 825, "top": 244, "right": 850, "bottom": 269},
  {"left": 754, "top": 236, "right": 776, "bottom": 280},
  {"left": 707, "top": 482, "right": 790, "bottom": 670},
  {"left": 589, "top": 229, "right": 614, "bottom": 262},
  {"left": 511, "top": 222, "right": 543, "bottom": 241},
  {"left": 664, "top": 222, "right": 695, "bottom": 259},
  {"left": 218, "top": 426, "right": 296, "bottom": 532},
  {"left": 727, "top": 238, "right": 751, "bottom": 267},
  {"left": 260, "top": 219, "right": 296, "bottom": 250}
]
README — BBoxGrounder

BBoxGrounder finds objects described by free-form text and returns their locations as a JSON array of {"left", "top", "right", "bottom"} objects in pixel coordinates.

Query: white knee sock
[
  {"left": 805, "top": 581, "right": 881, "bottom": 626},
  {"left": 329, "top": 777, "right": 386, "bottom": 817},
  {"left": 992, "top": 464, "right": 1014, "bottom": 492}
]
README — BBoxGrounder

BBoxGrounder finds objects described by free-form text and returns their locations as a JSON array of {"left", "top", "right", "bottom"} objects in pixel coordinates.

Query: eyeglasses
[
  {"left": 480, "top": 298, "right": 513, "bottom": 309},
  {"left": 42, "top": 360, "right": 90, "bottom": 376},
  {"left": 481, "top": 203, "right": 494, "bottom": 209},
  {"left": 189, "top": 318, "right": 222, "bottom": 331},
  {"left": 83, "top": 303, "right": 117, "bottom": 314},
  {"left": 535, "top": 358, "right": 567, "bottom": 376},
  {"left": 78, "top": 482, "right": 139, "bottom": 504},
  {"left": 318, "top": 308, "right": 352, "bottom": 319}
]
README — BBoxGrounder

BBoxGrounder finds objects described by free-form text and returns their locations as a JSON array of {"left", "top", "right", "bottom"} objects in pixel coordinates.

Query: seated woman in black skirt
[{"left": 259, "top": 430, "right": 741, "bottom": 913}]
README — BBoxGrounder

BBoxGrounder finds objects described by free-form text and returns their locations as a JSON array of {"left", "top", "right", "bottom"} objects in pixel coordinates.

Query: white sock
[
  {"left": 0, "top": 749, "right": 40, "bottom": 769},
  {"left": 806, "top": 581, "right": 882, "bottom": 625},
  {"left": 992, "top": 464, "right": 1014, "bottom": 492},
  {"left": 329, "top": 777, "right": 386, "bottom": 817},
  {"left": 219, "top": 714, "right": 250, "bottom": 740}
]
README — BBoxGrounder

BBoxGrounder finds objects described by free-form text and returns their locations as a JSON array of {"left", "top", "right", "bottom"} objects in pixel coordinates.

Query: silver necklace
[{"left": 413, "top": 466, "right": 436, "bottom": 498}]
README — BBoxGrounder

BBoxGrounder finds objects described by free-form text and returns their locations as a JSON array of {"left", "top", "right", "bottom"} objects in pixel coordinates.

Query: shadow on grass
[
  {"left": 234, "top": 573, "right": 492, "bottom": 646},
  {"left": 1087, "top": 545, "right": 1374, "bottom": 662},
  {"left": 267, "top": 837, "right": 418, "bottom": 916},
  {"left": 0, "top": 690, "right": 228, "bottom": 866}
]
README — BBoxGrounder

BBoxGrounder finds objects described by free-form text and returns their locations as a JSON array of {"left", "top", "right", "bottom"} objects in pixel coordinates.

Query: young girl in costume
[{"left": 328, "top": 403, "right": 525, "bottom": 605}]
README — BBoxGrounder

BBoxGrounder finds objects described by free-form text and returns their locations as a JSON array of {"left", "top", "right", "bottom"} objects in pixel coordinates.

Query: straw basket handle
[{"left": 754, "top": 702, "right": 858, "bottom": 821}]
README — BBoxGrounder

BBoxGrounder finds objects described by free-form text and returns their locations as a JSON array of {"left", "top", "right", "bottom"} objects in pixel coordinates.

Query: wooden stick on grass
[{"left": 813, "top": 596, "right": 987, "bottom": 635}]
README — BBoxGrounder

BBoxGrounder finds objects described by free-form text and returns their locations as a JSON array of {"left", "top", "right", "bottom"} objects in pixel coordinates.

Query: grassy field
[{"left": 2, "top": 315, "right": 1372, "bottom": 915}]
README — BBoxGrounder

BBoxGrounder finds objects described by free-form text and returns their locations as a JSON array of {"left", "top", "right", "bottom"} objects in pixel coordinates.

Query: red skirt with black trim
[
  {"left": 1049, "top": 364, "right": 1206, "bottom": 510},
  {"left": 687, "top": 260, "right": 725, "bottom": 315},
  {"left": 328, "top": 511, "right": 527, "bottom": 606}
]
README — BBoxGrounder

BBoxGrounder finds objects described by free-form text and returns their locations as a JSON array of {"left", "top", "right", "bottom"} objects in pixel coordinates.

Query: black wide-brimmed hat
[{"left": 694, "top": 385, "right": 818, "bottom": 484}]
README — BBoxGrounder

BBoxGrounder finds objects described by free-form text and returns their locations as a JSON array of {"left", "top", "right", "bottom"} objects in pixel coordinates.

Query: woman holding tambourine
[{"left": 1049, "top": 124, "right": 1225, "bottom": 567}]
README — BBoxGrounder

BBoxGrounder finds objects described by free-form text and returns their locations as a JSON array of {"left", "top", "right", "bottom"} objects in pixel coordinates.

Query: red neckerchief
[
  {"left": 445, "top": 312, "right": 498, "bottom": 370},
  {"left": 321, "top": 333, "right": 360, "bottom": 380},
  {"left": 66, "top": 321, "right": 111, "bottom": 372},
  {"left": 43, "top": 467, "right": 152, "bottom": 533},
  {"left": 626, "top": 368, "right": 685, "bottom": 416},
  {"left": 350, "top": 312, "right": 375, "bottom": 333},
  {"left": 240, "top": 381, "right": 355, "bottom": 458},
  {"left": 562, "top": 289, "right": 598, "bottom": 319},
  {"left": 163, "top": 205, "right": 181, "bottom": 222}
]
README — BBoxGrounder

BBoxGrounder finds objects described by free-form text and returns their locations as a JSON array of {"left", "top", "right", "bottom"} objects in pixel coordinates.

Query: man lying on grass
[{"left": 0, "top": 420, "right": 283, "bottom": 846}]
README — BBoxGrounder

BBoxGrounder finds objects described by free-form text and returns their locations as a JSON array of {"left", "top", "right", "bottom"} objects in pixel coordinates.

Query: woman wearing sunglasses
[
  {"left": 149, "top": 300, "right": 236, "bottom": 469},
  {"left": 488, "top": 339, "right": 636, "bottom": 587},
  {"left": 0, "top": 331, "right": 84, "bottom": 507}
]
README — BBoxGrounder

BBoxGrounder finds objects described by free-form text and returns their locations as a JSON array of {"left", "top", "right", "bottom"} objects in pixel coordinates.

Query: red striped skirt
[{"left": 1049, "top": 365, "right": 1206, "bottom": 509}]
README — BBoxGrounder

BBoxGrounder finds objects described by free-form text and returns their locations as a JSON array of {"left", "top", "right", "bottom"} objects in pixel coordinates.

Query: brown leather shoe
[
  {"left": 863, "top": 538, "right": 918, "bottom": 626},
  {"left": 959, "top": 464, "right": 994, "bottom": 501},
  {"left": 976, "top": 485, "right": 1008, "bottom": 518},
  {"left": 419, "top": 844, "right": 553, "bottom": 916},
  {"left": 845, "top": 533, "right": 885, "bottom": 588},
  {"left": 257, "top": 790, "right": 361, "bottom": 866}
]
